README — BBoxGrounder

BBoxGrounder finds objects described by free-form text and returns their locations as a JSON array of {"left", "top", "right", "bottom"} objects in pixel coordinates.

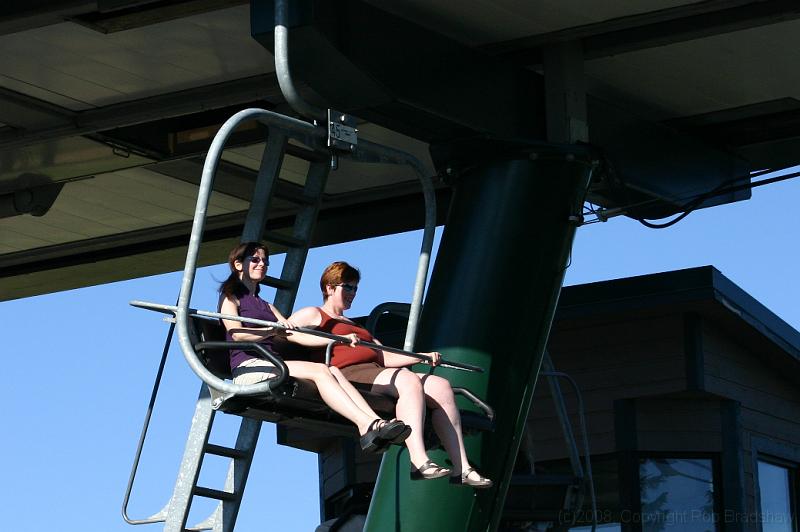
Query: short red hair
[{"left": 320, "top": 261, "right": 360, "bottom": 300}]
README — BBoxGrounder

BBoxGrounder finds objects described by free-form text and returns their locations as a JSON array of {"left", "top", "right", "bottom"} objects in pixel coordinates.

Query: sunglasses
[
  {"left": 246, "top": 256, "right": 269, "bottom": 266},
  {"left": 338, "top": 283, "right": 358, "bottom": 293}
]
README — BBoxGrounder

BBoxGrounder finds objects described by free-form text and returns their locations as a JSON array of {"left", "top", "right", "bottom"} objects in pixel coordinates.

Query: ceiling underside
[{"left": 2, "top": 0, "right": 800, "bottom": 301}]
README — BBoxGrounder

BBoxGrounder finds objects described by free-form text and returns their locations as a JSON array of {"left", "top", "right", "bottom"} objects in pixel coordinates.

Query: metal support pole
[
  {"left": 542, "top": 352, "right": 584, "bottom": 480},
  {"left": 351, "top": 138, "right": 436, "bottom": 352},
  {"left": 274, "top": 0, "right": 325, "bottom": 121},
  {"left": 164, "top": 386, "right": 216, "bottom": 532},
  {"left": 273, "top": 159, "right": 329, "bottom": 314},
  {"left": 241, "top": 132, "right": 287, "bottom": 242},
  {"left": 364, "top": 147, "right": 594, "bottom": 532},
  {"left": 543, "top": 41, "right": 588, "bottom": 144}
]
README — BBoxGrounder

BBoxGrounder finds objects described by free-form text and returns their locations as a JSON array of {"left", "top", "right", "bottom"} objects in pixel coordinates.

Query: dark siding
[
  {"left": 703, "top": 323, "right": 800, "bottom": 528},
  {"left": 531, "top": 314, "right": 686, "bottom": 458},
  {"left": 635, "top": 397, "right": 722, "bottom": 453}
]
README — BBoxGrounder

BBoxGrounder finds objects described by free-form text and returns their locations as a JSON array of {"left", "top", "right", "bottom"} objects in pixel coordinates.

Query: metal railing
[
  {"left": 273, "top": 0, "right": 325, "bottom": 121},
  {"left": 134, "top": 300, "right": 482, "bottom": 374},
  {"left": 540, "top": 367, "right": 598, "bottom": 532}
]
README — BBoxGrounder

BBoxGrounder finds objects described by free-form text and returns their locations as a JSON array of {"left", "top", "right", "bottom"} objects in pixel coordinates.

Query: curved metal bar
[
  {"left": 274, "top": 0, "right": 325, "bottom": 120},
  {"left": 365, "top": 302, "right": 410, "bottom": 335},
  {"left": 541, "top": 370, "right": 598, "bottom": 532},
  {"left": 174, "top": 108, "right": 321, "bottom": 397},
  {"left": 195, "top": 342, "right": 290, "bottom": 393},
  {"left": 324, "top": 342, "right": 335, "bottom": 366},
  {"left": 354, "top": 139, "right": 436, "bottom": 352},
  {"left": 452, "top": 387, "right": 495, "bottom": 422},
  {"left": 122, "top": 317, "right": 176, "bottom": 525}
]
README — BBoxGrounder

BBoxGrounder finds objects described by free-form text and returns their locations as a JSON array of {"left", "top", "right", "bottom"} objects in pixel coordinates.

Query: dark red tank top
[{"left": 316, "top": 308, "right": 380, "bottom": 368}]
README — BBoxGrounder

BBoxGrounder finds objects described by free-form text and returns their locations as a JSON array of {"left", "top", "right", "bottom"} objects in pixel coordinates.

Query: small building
[{"left": 283, "top": 266, "right": 800, "bottom": 532}]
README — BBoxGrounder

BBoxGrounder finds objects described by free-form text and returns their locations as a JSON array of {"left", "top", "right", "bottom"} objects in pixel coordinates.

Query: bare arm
[
  {"left": 369, "top": 338, "right": 442, "bottom": 368},
  {"left": 285, "top": 306, "right": 359, "bottom": 348},
  {"left": 220, "top": 295, "right": 286, "bottom": 342},
  {"left": 283, "top": 306, "right": 331, "bottom": 347}
]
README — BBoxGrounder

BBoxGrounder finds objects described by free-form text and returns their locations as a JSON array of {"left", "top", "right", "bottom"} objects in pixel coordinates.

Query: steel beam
[
  {"left": 542, "top": 41, "right": 587, "bottom": 144},
  {"left": 0, "top": 87, "right": 76, "bottom": 130},
  {"left": 0, "top": 0, "right": 94, "bottom": 35},
  {"left": 0, "top": 74, "right": 286, "bottom": 150},
  {"left": 487, "top": 0, "right": 800, "bottom": 64},
  {"left": 0, "top": 184, "right": 450, "bottom": 301},
  {"left": 0, "top": 0, "right": 248, "bottom": 35},
  {"left": 75, "top": 0, "right": 248, "bottom": 34}
]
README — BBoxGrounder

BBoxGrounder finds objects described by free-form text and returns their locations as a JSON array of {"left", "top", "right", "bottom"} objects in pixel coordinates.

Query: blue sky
[{"left": 1, "top": 172, "right": 798, "bottom": 532}]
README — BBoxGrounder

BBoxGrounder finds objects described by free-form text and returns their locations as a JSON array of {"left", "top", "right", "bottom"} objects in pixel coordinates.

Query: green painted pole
[{"left": 364, "top": 147, "right": 594, "bottom": 532}]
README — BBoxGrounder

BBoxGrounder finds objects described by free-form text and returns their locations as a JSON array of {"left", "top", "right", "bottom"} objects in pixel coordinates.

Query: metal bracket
[{"left": 327, "top": 109, "right": 358, "bottom": 152}]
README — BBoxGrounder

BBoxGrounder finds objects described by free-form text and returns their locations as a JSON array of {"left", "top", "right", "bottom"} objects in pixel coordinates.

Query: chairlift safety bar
[{"left": 132, "top": 300, "right": 482, "bottom": 374}]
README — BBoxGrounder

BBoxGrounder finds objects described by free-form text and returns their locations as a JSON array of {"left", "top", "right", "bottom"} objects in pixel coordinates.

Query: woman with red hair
[{"left": 288, "top": 261, "right": 492, "bottom": 488}]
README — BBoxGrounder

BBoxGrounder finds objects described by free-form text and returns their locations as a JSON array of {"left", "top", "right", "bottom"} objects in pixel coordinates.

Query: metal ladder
[
  {"left": 168, "top": 134, "right": 329, "bottom": 532},
  {"left": 506, "top": 351, "right": 597, "bottom": 529},
  {"left": 118, "top": 129, "right": 329, "bottom": 531}
]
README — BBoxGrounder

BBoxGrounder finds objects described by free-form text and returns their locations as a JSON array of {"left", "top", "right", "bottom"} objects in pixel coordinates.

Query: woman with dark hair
[
  {"left": 288, "top": 261, "right": 492, "bottom": 488},
  {"left": 219, "top": 242, "right": 409, "bottom": 453}
]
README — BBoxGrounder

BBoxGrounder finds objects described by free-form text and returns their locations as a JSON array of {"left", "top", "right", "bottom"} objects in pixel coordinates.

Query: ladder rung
[
  {"left": 510, "top": 474, "right": 582, "bottom": 487},
  {"left": 273, "top": 183, "right": 318, "bottom": 206},
  {"left": 261, "top": 275, "right": 294, "bottom": 290},
  {"left": 263, "top": 231, "right": 306, "bottom": 249},
  {"left": 193, "top": 486, "right": 237, "bottom": 501},
  {"left": 204, "top": 443, "right": 248, "bottom": 460},
  {"left": 285, "top": 143, "right": 328, "bottom": 163}
]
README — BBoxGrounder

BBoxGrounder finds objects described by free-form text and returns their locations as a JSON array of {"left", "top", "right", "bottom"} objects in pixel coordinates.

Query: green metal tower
[{"left": 365, "top": 149, "right": 594, "bottom": 531}]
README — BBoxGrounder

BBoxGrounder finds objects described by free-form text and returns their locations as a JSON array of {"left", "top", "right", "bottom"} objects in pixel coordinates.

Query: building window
[
  {"left": 757, "top": 460, "right": 796, "bottom": 532},
  {"left": 639, "top": 458, "right": 717, "bottom": 531}
]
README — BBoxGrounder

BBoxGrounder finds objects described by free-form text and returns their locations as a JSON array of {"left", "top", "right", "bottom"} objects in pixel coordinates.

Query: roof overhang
[{"left": 2, "top": 0, "right": 800, "bottom": 299}]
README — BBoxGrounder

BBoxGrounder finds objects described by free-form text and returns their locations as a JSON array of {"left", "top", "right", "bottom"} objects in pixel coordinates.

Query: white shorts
[{"left": 231, "top": 356, "right": 280, "bottom": 385}]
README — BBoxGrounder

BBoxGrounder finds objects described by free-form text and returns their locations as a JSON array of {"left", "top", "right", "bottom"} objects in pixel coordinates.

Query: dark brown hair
[
  {"left": 219, "top": 241, "right": 268, "bottom": 298},
  {"left": 320, "top": 261, "right": 360, "bottom": 301}
]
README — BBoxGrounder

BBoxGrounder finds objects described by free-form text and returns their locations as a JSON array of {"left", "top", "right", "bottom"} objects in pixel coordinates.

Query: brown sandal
[
  {"left": 410, "top": 460, "right": 451, "bottom": 480},
  {"left": 450, "top": 467, "right": 493, "bottom": 488}
]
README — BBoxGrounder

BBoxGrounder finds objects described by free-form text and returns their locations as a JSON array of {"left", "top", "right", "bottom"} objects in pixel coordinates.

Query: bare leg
[
  {"left": 419, "top": 373, "right": 483, "bottom": 481},
  {"left": 285, "top": 361, "right": 376, "bottom": 435},
  {"left": 329, "top": 366, "right": 383, "bottom": 420},
  {"left": 372, "top": 368, "right": 430, "bottom": 468}
]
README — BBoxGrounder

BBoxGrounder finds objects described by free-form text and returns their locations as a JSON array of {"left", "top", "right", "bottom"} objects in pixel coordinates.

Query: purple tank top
[{"left": 227, "top": 290, "right": 278, "bottom": 370}]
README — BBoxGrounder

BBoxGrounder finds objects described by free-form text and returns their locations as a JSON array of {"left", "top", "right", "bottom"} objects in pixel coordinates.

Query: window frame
[
  {"left": 752, "top": 436, "right": 799, "bottom": 532},
  {"left": 630, "top": 451, "right": 722, "bottom": 532}
]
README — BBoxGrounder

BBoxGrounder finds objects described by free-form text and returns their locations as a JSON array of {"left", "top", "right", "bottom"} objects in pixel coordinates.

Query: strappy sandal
[
  {"left": 450, "top": 467, "right": 493, "bottom": 489},
  {"left": 360, "top": 419, "right": 409, "bottom": 453},
  {"left": 410, "top": 459, "right": 451, "bottom": 480},
  {"left": 371, "top": 419, "right": 412, "bottom": 453},
  {"left": 379, "top": 418, "right": 412, "bottom": 444}
]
